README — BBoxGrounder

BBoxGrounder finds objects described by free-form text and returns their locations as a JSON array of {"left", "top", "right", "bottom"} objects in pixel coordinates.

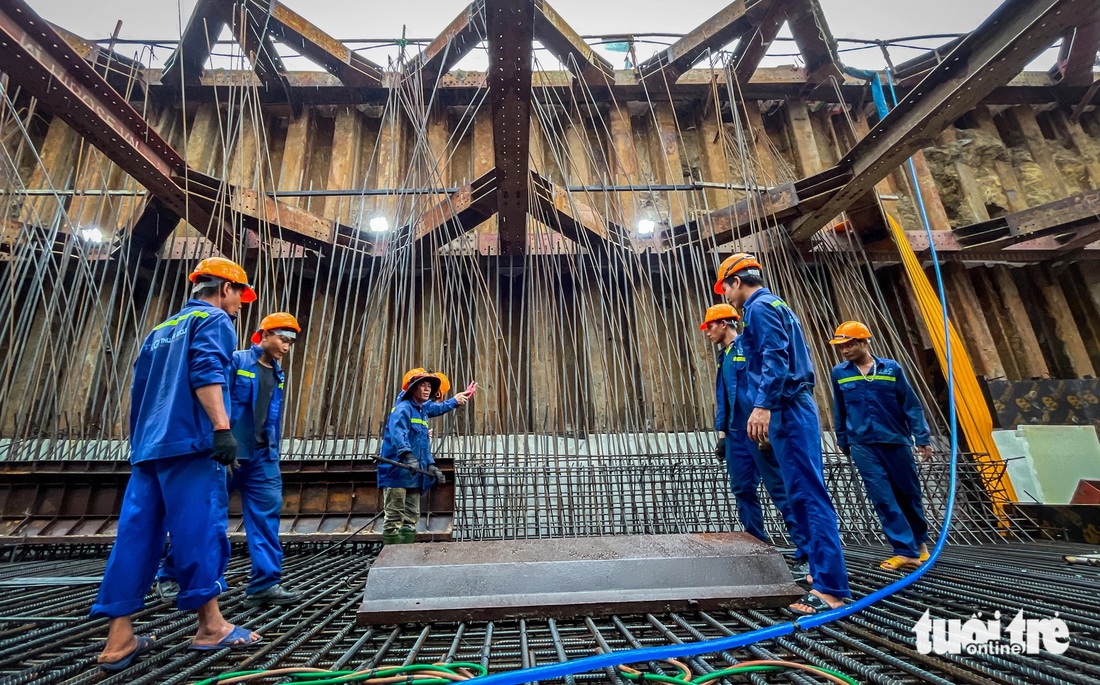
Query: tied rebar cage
[{"left": 452, "top": 450, "right": 1026, "bottom": 545}]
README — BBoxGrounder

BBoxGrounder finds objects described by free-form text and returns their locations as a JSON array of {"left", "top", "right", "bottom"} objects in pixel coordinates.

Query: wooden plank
[
  {"left": 278, "top": 109, "right": 313, "bottom": 208},
  {"left": 527, "top": 268, "right": 562, "bottom": 432},
  {"left": 972, "top": 107, "right": 1029, "bottom": 213},
  {"left": 743, "top": 101, "right": 778, "bottom": 186},
  {"left": 943, "top": 264, "right": 1004, "bottom": 378},
  {"left": 654, "top": 103, "right": 688, "bottom": 228},
  {"left": 1052, "top": 108, "right": 1100, "bottom": 190},
  {"left": 472, "top": 109, "right": 497, "bottom": 243},
  {"left": 324, "top": 107, "right": 364, "bottom": 224},
  {"left": 698, "top": 108, "right": 730, "bottom": 218},
  {"left": 473, "top": 264, "right": 502, "bottom": 434},
  {"left": 909, "top": 150, "right": 953, "bottom": 231},
  {"left": 940, "top": 127, "right": 992, "bottom": 223},
  {"left": 610, "top": 107, "right": 640, "bottom": 234},
  {"left": 59, "top": 274, "right": 115, "bottom": 429},
  {"left": 19, "top": 118, "right": 79, "bottom": 227},
  {"left": 989, "top": 265, "right": 1050, "bottom": 378},
  {"left": 1032, "top": 265, "right": 1095, "bottom": 377},
  {"left": 1004, "top": 105, "right": 1070, "bottom": 199},
  {"left": 969, "top": 268, "right": 1021, "bottom": 380},
  {"left": 786, "top": 99, "right": 822, "bottom": 176}
]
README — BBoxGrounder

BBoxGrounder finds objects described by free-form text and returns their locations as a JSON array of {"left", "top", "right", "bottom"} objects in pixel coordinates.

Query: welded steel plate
[{"left": 358, "top": 533, "right": 803, "bottom": 624}]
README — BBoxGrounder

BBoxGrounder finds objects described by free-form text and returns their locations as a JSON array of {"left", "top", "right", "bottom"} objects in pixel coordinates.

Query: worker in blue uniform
[
  {"left": 379, "top": 369, "right": 475, "bottom": 544},
  {"left": 701, "top": 303, "right": 809, "bottom": 570},
  {"left": 716, "top": 253, "right": 850, "bottom": 616},
  {"left": 828, "top": 321, "right": 932, "bottom": 572},
  {"left": 158, "top": 312, "right": 305, "bottom": 606},
  {"left": 91, "top": 258, "right": 262, "bottom": 673}
]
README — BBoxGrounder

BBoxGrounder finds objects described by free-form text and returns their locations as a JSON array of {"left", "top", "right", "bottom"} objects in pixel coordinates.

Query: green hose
[{"left": 192, "top": 662, "right": 489, "bottom": 685}]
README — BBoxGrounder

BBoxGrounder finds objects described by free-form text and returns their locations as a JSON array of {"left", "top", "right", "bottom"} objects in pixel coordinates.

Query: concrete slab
[{"left": 358, "top": 533, "right": 804, "bottom": 624}]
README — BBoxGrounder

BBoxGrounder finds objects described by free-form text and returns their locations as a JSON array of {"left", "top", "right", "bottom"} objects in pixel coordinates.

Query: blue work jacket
[
  {"left": 739, "top": 288, "right": 816, "bottom": 410},
  {"left": 129, "top": 299, "right": 236, "bottom": 464},
  {"left": 830, "top": 356, "right": 931, "bottom": 449},
  {"left": 714, "top": 340, "right": 745, "bottom": 432},
  {"left": 229, "top": 344, "right": 285, "bottom": 461},
  {"left": 378, "top": 396, "right": 458, "bottom": 491}
]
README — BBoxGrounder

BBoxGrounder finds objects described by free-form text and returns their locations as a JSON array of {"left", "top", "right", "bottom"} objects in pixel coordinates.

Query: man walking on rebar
[
  {"left": 91, "top": 258, "right": 262, "bottom": 672},
  {"left": 716, "top": 253, "right": 850, "bottom": 616},
  {"left": 828, "top": 321, "right": 932, "bottom": 572},
  {"left": 379, "top": 369, "right": 475, "bottom": 544},
  {"left": 701, "top": 303, "right": 809, "bottom": 570},
  {"left": 158, "top": 312, "right": 305, "bottom": 606}
]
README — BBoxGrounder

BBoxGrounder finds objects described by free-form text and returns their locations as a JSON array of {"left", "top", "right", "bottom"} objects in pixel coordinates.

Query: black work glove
[
  {"left": 427, "top": 464, "right": 446, "bottom": 485},
  {"left": 398, "top": 451, "right": 418, "bottom": 472},
  {"left": 714, "top": 437, "right": 726, "bottom": 462},
  {"left": 840, "top": 445, "right": 851, "bottom": 456},
  {"left": 212, "top": 429, "right": 238, "bottom": 466}
]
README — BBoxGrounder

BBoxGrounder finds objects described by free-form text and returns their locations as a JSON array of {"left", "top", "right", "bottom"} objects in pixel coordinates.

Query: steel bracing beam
[
  {"left": 952, "top": 188, "right": 1100, "bottom": 252},
  {"left": 486, "top": 0, "right": 535, "bottom": 255},
  {"left": 786, "top": 0, "right": 1094, "bottom": 241},
  {"left": 1050, "top": 9, "right": 1100, "bottom": 86},
  {"left": 638, "top": 0, "right": 772, "bottom": 83},
  {"left": 786, "top": 0, "right": 841, "bottom": 83},
  {"left": 161, "top": 0, "right": 232, "bottom": 87},
  {"left": 533, "top": 0, "right": 613, "bottom": 83},
  {"left": 404, "top": 1, "right": 486, "bottom": 87},
  {"left": 727, "top": 0, "right": 785, "bottom": 84}
]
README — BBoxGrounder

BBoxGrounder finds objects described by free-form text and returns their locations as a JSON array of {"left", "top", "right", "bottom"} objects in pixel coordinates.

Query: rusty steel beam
[
  {"left": 359, "top": 534, "right": 803, "bottom": 624},
  {"left": 412, "top": 169, "right": 498, "bottom": 249},
  {"left": 533, "top": 0, "right": 613, "bottom": 83},
  {"left": 0, "top": 1, "right": 221, "bottom": 250},
  {"left": 531, "top": 172, "right": 628, "bottom": 251},
  {"left": 0, "top": 458, "right": 455, "bottom": 544},
  {"left": 637, "top": 0, "right": 770, "bottom": 83},
  {"left": 246, "top": 0, "right": 383, "bottom": 87},
  {"left": 855, "top": 230, "right": 1100, "bottom": 263},
  {"left": 788, "top": 0, "right": 1094, "bottom": 241},
  {"left": 161, "top": 0, "right": 232, "bottom": 87},
  {"left": 228, "top": 0, "right": 290, "bottom": 90},
  {"left": 1050, "top": 10, "right": 1100, "bottom": 86},
  {"left": 953, "top": 188, "right": 1100, "bottom": 250},
  {"left": 786, "top": 0, "right": 841, "bottom": 83},
  {"left": 404, "top": 0, "right": 486, "bottom": 87},
  {"left": 727, "top": 0, "right": 785, "bottom": 85},
  {"left": 487, "top": 0, "right": 535, "bottom": 255}
]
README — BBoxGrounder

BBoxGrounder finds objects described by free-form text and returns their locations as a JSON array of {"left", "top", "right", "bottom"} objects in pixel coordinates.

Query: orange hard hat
[
  {"left": 828, "top": 320, "right": 872, "bottom": 344},
  {"left": 401, "top": 368, "right": 442, "bottom": 400},
  {"left": 699, "top": 303, "right": 740, "bottom": 330},
  {"left": 435, "top": 372, "right": 451, "bottom": 399},
  {"left": 251, "top": 312, "right": 301, "bottom": 344},
  {"left": 189, "top": 257, "right": 256, "bottom": 303},
  {"left": 713, "top": 253, "right": 763, "bottom": 294}
]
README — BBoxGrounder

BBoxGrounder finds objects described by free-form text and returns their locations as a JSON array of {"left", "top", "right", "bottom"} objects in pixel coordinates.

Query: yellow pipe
[{"left": 886, "top": 214, "right": 1018, "bottom": 512}]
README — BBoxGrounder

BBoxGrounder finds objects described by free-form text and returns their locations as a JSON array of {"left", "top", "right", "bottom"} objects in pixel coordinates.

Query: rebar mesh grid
[
  {"left": 0, "top": 542, "right": 1097, "bottom": 685},
  {"left": 454, "top": 451, "right": 1022, "bottom": 545}
]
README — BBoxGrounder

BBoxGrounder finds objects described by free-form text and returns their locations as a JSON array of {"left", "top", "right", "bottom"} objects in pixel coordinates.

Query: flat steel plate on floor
[{"left": 358, "top": 533, "right": 803, "bottom": 624}]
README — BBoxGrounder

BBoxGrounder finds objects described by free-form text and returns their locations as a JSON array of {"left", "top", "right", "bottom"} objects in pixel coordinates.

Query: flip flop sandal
[
  {"left": 99, "top": 635, "right": 156, "bottom": 673},
  {"left": 788, "top": 592, "right": 837, "bottom": 617},
  {"left": 189, "top": 624, "right": 263, "bottom": 651},
  {"left": 880, "top": 555, "right": 922, "bottom": 571}
]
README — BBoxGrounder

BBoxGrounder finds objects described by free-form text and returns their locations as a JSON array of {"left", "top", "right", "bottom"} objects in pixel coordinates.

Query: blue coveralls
[
  {"left": 379, "top": 396, "right": 458, "bottom": 491},
  {"left": 91, "top": 300, "right": 234, "bottom": 617},
  {"left": 832, "top": 356, "right": 931, "bottom": 558},
  {"left": 716, "top": 340, "right": 808, "bottom": 559},
  {"left": 161, "top": 346, "right": 288, "bottom": 594},
  {"left": 740, "top": 288, "right": 850, "bottom": 598}
]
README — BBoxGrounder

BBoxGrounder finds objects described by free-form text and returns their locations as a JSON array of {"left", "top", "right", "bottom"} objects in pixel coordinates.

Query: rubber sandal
[
  {"left": 99, "top": 635, "right": 156, "bottom": 673},
  {"left": 189, "top": 624, "right": 263, "bottom": 651},
  {"left": 879, "top": 555, "right": 922, "bottom": 571},
  {"left": 788, "top": 592, "right": 837, "bottom": 617},
  {"left": 918, "top": 544, "right": 931, "bottom": 563}
]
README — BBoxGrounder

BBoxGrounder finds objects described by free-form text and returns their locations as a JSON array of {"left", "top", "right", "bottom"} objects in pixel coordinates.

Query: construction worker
[
  {"left": 91, "top": 258, "right": 261, "bottom": 672},
  {"left": 379, "top": 370, "right": 476, "bottom": 544},
  {"left": 828, "top": 321, "right": 932, "bottom": 571},
  {"left": 701, "top": 303, "right": 808, "bottom": 568},
  {"left": 716, "top": 253, "right": 850, "bottom": 616},
  {"left": 157, "top": 313, "right": 304, "bottom": 606}
]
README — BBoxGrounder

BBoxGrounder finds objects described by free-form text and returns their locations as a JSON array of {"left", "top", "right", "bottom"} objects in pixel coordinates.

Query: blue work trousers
[
  {"left": 160, "top": 456, "right": 284, "bottom": 594},
  {"left": 770, "top": 392, "right": 851, "bottom": 598},
  {"left": 91, "top": 455, "right": 229, "bottom": 617},
  {"left": 726, "top": 432, "right": 810, "bottom": 560},
  {"left": 849, "top": 443, "right": 928, "bottom": 558}
]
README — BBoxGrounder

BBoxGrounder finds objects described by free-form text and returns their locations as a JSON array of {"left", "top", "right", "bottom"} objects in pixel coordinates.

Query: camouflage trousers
[{"left": 382, "top": 487, "right": 420, "bottom": 535}]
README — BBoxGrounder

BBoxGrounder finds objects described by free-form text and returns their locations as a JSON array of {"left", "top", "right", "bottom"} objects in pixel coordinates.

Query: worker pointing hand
[{"left": 453, "top": 381, "right": 478, "bottom": 406}]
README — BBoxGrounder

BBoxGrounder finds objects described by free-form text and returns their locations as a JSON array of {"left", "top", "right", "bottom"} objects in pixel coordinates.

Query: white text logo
[{"left": 914, "top": 610, "right": 1070, "bottom": 655}]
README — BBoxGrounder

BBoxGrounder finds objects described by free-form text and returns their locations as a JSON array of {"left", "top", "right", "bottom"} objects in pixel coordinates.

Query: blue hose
[{"left": 470, "top": 71, "right": 958, "bottom": 685}]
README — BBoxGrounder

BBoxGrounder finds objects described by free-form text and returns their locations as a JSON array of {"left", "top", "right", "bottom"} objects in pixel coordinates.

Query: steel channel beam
[
  {"left": 260, "top": 0, "right": 384, "bottom": 87},
  {"left": 160, "top": 0, "right": 231, "bottom": 86},
  {"left": 638, "top": 0, "right": 769, "bottom": 83},
  {"left": 1050, "top": 9, "right": 1100, "bottom": 86},
  {"left": 486, "top": 0, "right": 535, "bottom": 256},
  {"left": 952, "top": 188, "right": 1100, "bottom": 250},
  {"left": 789, "top": 0, "right": 1095, "bottom": 240},
  {"left": 533, "top": 0, "right": 613, "bottom": 83},
  {"left": 403, "top": 1, "right": 486, "bottom": 87}
]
